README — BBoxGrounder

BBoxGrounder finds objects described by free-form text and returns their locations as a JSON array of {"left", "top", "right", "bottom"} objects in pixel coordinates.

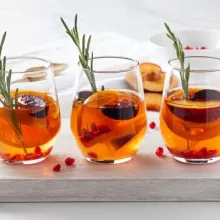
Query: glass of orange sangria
[
  {"left": 160, "top": 56, "right": 220, "bottom": 164},
  {"left": 71, "top": 56, "right": 147, "bottom": 164},
  {"left": 0, "top": 57, "right": 61, "bottom": 164}
]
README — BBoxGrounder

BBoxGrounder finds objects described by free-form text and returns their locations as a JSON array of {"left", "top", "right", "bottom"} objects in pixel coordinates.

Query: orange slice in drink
[{"left": 85, "top": 90, "right": 121, "bottom": 107}]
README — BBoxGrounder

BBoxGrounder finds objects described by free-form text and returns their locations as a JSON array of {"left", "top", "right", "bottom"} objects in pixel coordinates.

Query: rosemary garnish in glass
[
  {"left": 61, "top": 14, "right": 97, "bottom": 93},
  {"left": 165, "top": 23, "right": 190, "bottom": 99},
  {"left": 0, "top": 32, "right": 27, "bottom": 154}
]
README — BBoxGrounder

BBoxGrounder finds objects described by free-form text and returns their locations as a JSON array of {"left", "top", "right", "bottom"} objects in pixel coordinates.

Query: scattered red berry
[
  {"left": 24, "top": 153, "right": 35, "bottom": 160},
  {"left": 98, "top": 125, "right": 110, "bottom": 134},
  {"left": 65, "top": 157, "right": 75, "bottom": 166},
  {"left": 33, "top": 153, "right": 44, "bottom": 159},
  {"left": 185, "top": 46, "right": 192, "bottom": 50},
  {"left": 168, "top": 146, "right": 218, "bottom": 159},
  {"left": 90, "top": 123, "right": 97, "bottom": 132},
  {"left": 149, "top": 121, "right": 156, "bottom": 129},
  {"left": 53, "top": 164, "right": 61, "bottom": 172},
  {"left": 34, "top": 146, "right": 42, "bottom": 154},
  {"left": 88, "top": 152, "right": 98, "bottom": 159},
  {"left": 156, "top": 147, "right": 164, "bottom": 157},
  {"left": 90, "top": 123, "right": 99, "bottom": 135},
  {"left": 185, "top": 46, "right": 207, "bottom": 50},
  {"left": 80, "top": 128, "right": 93, "bottom": 142},
  {"left": 9, "top": 154, "right": 20, "bottom": 161}
]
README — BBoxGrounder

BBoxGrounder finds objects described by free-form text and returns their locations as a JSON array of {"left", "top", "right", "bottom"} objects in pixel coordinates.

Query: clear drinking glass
[
  {"left": 71, "top": 56, "right": 147, "bottom": 164},
  {"left": 160, "top": 56, "right": 220, "bottom": 164},
  {"left": 0, "top": 57, "right": 61, "bottom": 164}
]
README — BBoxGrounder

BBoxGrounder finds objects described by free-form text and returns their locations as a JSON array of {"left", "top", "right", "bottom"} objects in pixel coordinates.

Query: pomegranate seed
[
  {"left": 156, "top": 147, "right": 164, "bottom": 157},
  {"left": 80, "top": 128, "right": 93, "bottom": 142},
  {"left": 90, "top": 123, "right": 99, "bottom": 135},
  {"left": 14, "top": 154, "right": 21, "bottom": 160},
  {"left": 53, "top": 164, "right": 61, "bottom": 172},
  {"left": 98, "top": 125, "right": 110, "bottom": 134},
  {"left": 201, "top": 46, "right": 206, "bottom": 49},
  {"left": 33, "top": 154, "right": 43, "bottom": 159},
  {"left": 34, "top": 146, "right": 42, "bottom": 154},
  {"left": 65, "top": 157, "right": 75, "bottom": 166},
  {"left": 207, "top": 150, "right": 217, "bottom": 158},
  {"left": 9, "top": 154, "right": 19, "bottom": 161},
  {"left": 185, "top": 46, "right": 192, "bottom": 50},
  {"left": 184, "top": 150, "right": 196, "bottom": 159},
  {"left": 149, "top": 121, "right": 156, "bottom": 129},
  {"left": 199, "top": 147, "right": 208, "bottom": 154},
  {"left": 81, "top": 128, "right": 92, "bottom": 138},
  {"left": 88, "top": 152, "right": 98, "bottom": 159},
  {"left": 90, "top": 123, "right": 97, "bottom": 132},
  {"left": 24, "top": 153, "right": 35, "bottom": 160}
]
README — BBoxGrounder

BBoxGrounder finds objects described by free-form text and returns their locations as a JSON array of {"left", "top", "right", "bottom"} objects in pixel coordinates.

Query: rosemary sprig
[
  {"left": 165, "top": 23, "right": 190, "bottom": 99},
  {"left": 60, "top": 14, "right": 97, "bottom": 93},
  {"left": 0, "top": 32, "right": 26, "bottom": 154}
]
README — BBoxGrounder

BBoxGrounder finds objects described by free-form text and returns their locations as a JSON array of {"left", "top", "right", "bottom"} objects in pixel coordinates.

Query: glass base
[
  {"left": 173, "top": 156, "right": 220, "bottom": 164},
  {"left": 1, "top": 157, "right": 47, "bottom": 165},
  {"left": 86, "top": 157, "right": 132, "bottom": 164}
]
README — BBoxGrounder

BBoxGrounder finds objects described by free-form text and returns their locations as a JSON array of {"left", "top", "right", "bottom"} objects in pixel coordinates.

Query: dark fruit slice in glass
[
  {"left": 18, "top": 95, "right": 48, "bottom": 118},
  {"left": 191, "top": 89, "right": 220, "bottom": 101},
  {"left": 101, "top": 99, "right": 138, "bottom": 120},
  {"left": 167, "top": 89, "right": 220, "bottom": 123},
  {"left": 167, "top": 103, "right": 220, "bottom": 123},
  {"left": 111, "top": 133, "right": 135, "bottom": 149},
  {"left": 77, "top": 91, "right": 93, "bottom": 102},
  {"left": 29, "top": 107, "right": 49, "bottom": 118}
]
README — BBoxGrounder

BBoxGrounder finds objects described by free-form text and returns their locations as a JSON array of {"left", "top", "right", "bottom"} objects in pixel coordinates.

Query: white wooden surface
[{"left": 1, "top": 113, "right": 220, "bottom": 202}]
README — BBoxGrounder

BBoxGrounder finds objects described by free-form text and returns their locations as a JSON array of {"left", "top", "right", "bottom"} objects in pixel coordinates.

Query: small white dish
[{"left": 148, "top": 29, "right": 220, "bottom": 68}]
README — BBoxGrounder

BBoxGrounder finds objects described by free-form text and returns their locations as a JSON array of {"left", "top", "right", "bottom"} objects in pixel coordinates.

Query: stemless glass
[
  {"left": 0, "top": 57, "right": 61, "bottom": 164},
  {"left": 71, "top": 56, "right": 147, "bottom": 164},
  {"left": 160, "top": 56, "right": 220, "bottom": 164}
]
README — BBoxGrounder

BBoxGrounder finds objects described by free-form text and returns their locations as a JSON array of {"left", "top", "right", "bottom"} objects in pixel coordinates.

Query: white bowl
[{"left": 148, "top": 29, "right": 220, "bottom": 68}]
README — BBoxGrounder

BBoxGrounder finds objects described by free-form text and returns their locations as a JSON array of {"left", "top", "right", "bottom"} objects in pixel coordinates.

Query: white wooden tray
[{"left": 1, "top": 116, "right": 220, "bottom": 202}]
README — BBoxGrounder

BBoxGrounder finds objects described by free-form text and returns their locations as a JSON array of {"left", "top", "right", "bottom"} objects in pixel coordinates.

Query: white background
[
  {"left": 1, "top": 0, "right": 220, "bottom": 219},
  {"left": 1, "top": 0, "right": 220, "bottom": 55}
]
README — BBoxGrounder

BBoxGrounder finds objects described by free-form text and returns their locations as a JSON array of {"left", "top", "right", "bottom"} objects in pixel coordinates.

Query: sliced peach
[
  {"left": 142, "top": 72, "right": 165, "bottom": 92},
  {"left": 144, "top": 93, "right": 162, "bottom": 111},
  {"left": 142, "top": 72, "right": 178, "bottom": 92},
  {"left": 139, "top": 63, "right": 161, "bottom": 77}
]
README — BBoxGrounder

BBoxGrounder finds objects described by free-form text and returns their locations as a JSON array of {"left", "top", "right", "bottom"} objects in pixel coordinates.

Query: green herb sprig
[
  {"left": 0, "top": 32, "right": 26, "bottom": 154},
  {"left": 60, "top": 14, "right": 97, "bottom": 93},
  {"left": 165, "top": 23, "right": 190, "bottom": 99}
]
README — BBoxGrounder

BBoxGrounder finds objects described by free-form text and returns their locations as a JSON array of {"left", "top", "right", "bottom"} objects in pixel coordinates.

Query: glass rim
[
  {"left": 0, "top": 56, "right": 52, "bottom": 74},
  {"left": 78, "top": 56, "right": 139, "bottom": 73},
  {"left": 168, "top": 56, "right": 220, "bottom": 73}
]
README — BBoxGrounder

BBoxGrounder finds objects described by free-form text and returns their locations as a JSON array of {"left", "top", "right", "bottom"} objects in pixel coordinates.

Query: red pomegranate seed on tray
[
  {"left": 53, "top": 164, "right": 61, "bottom": 172},
  {"left": 156, "top": 147, "right": 164, "bottom": 157},
  {"left": 65, "top": 157, "right": 75, "bottom": 166},
  {"left": 149, "top": 121, "right": 156, "bottom": 129}
]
